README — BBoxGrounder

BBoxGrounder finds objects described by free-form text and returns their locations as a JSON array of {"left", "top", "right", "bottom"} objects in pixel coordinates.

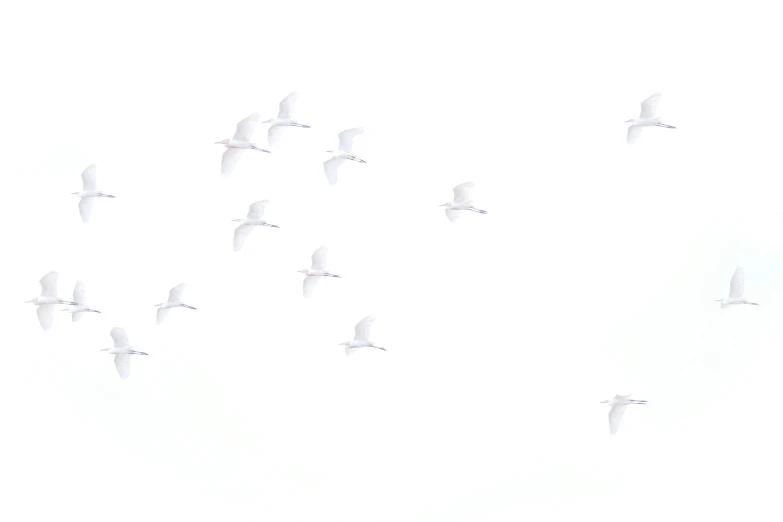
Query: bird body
[
  {"left": 716, "top": 267, "right": 759, "bottom": 307},
  {"left": 601, "top": 394, "right": 647, "bottom": 435},
  {"left": 324, "top": 127, "right": 366, "bottom": 185},
  {"left": 71, "top": 165, "right": 115, "bottom": 223},
  {"left": 441, "top": 181, "right": 487, "bottom": 222},
  {"left": 298, "top": 246, "right": 341, "bottom": 297},
  {"left": 264, "top": 92, "right": 310, "bottom": 147},
  {"left": 101, "top": 327, "right": 148, "bottom": 379},
  {"left": 625, "top": 93, "right": 676, "bottom": 144},
  {"left": 216, "top": 113, "right": 271, "bottom": 178},
  {"left": 26, "top": 271, "right": 77, "bottom": 330},
  {"left": 62, "top": 280, "right": 101, "bottom": 321},
  {"left": 339, "top": 315, "right": 386, "bottom": 356},
  {"left": 155, "top": 283, "right": 197, "bottom": 325},
  {"left": 232, "top": 200, "right": 279, "bottom": 252}
]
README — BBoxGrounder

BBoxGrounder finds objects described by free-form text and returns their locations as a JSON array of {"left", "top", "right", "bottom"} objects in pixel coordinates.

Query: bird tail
[{"left": 72, "top": 312, "right": 84, "bottom": 322}]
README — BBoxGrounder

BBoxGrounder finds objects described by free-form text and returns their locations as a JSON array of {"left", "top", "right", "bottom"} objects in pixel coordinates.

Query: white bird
[
  {"left": 440, "top": 182, "right": 487, "bottom": 222},
  {"left": 625, "top": 92, "right": 676, "bottom": 145},
  {"left": 323, "top": 127, "right": 367, "bottom": 185},
  {"left": 298, "top": 246, "right": 341, "bottom": 297},
  {"left": 101, "top": 327, "right": 148, "bottom": 380},
  {"left": 600, "top": 394, "right": 647, "bottom": 435},
  {"left": 716, "top": 267, "right": 759, "bottom": 308},
  {"left": 232, "top": 200, "right": 280, "bottom": 252},
  {"left": 155, "top": 283, "right": 197, "bottom": 325},
  {"left": 62, "top": 280, "right": 101, "bottom": 321},
  {"left": 339, "top": 315, "right": 386, "bottom": 357},
  {"left": 215, "top": 113, "right": 271, "bottom": 178},
  {"left": 71, "top": 164, "right": 115, "bottom": 223},
  {"left": 25, "top": 271, "right": 77, "bottom": 331},
  {"left": 264, "top": 92, "right": 310, "bottom": 147}
]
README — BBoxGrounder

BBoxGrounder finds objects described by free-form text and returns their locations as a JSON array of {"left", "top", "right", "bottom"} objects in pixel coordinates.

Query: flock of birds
[{"left": 25, "top": 91, "right": 730, "bottom": 434}]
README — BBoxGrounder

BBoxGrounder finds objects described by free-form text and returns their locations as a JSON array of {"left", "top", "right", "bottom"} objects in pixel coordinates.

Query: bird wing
[
  {"left": 232, "top": 113, "right": 260, "bottom": 141},
  {"left": 73, "top": 281, "right": 86, "bottom": 304},
  {"left": 626, "top": 125, "right": 643, "bottom": 145},
  {"left": 323, "top": 157, "right": 346, "bottom": 186},
  {"left": 452, "top": 182, "right": 474, "bottom": 204},
  {"left": 729, "top": 267, "right": 745, "bottom": 299},
  {"left": 354, "top": 314, "right": 376, "bottom": 342},
  {"left": 337, "top": 127, "right": 364, "bottom": 153},
  {"left": 267, "top": 125, "right": 286, "bottom": 147},
  {"left": 39, "top": 271, "right": 59, "bottom": 297},
  {"left": 247, "top": 200, "right": 269, "bottom": 219},
  {"left": 445, "top": 209, "right": 463, "bottom": 223},
  {"left": 311, "top": 246, "right": 329, "bottom": 271},
  {"left": 81, "top": 164, "right": 98, "bottom": 191},
  {"left": 36, "top": 304, "right": 55, "bottom": 331},
  {"left": 221, "top": 148, "right": 244, "bottom": 179},
  {"left": 168, "top": 283, "right": 187, "bottom": 303},
  {"left": 608, "top": 404, "right": 627, "bottom": 435},
  {"left": 110, "top": 327, "right": 129, "bottom": 348},
  {"left": 114, "top": 354, "right": 131, "bottom": 379},
  {"left": 277, "top": 92, "right": 298, "bottom": 119},
  {"left": 639, "top": 92, "right": 661, "bottom": 119},
  {"left": 156, "top": 307, "right": 169, "bottom": 325},
  {"left": 72, "top": 311, "right": 84, "bottom": 322},
  {"left": 303, "top": 276, "right": 320, "bottom": 298},
  {"left": 78, "top": 197, "right": 95, "bottom": 224},
  {"left": 233, "top": 225, "right": 254, "bottom": 252}
]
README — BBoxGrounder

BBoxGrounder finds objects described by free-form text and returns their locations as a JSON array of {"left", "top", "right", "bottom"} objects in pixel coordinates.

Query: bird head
[
  {"left": 154, "top": 303, "right": 163, "bottom": 307},
  {"left": 262, "top": 119, "right": 274, "bottom": 124},
  {"left": 439, "top": 203, "right": 450, "bottom": 207},
  {"left": 215, "top": 139, "right": 229, "bottom": 145},
  {"left": 230, "top": 219, "right": 241, "bottom": 222},
  {"left": 600, "top": 399, "right": 610, "bottom": 404},
  {"left": 70, "top": 192, "right": 80, "bottom": 196},
  {"left": 297, "top": 269, "right": 309, "bottom": 275},
  {"left": 25, "top": 298, "right": 36, "bottom": 304},
  {"left": 338, "top": 341, "right": 350, "bottom": 347},
  {"left": 624, "top": 119, "right": 634, "bottom": 123},
  {"left": 100, "top": 347, "right": 110, "bottom": 352}
]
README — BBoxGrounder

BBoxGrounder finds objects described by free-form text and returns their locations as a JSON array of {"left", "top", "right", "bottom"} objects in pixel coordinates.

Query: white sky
[{"left": 2, "top": 1, "right": 783, "bottom": 520}]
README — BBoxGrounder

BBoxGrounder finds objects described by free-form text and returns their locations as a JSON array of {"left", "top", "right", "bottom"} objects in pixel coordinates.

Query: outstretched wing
[
  {"left": 277, "top": 92, "right": 299, "bottom": 119},
  {"left": 639, "top": 92, "right": 661, "bottom": 119},
  {"left": 626, "top": 125, "right": 644, "bottom": 145},
  {"left": 608, "top": 404, "right": 627, "bottom": 435},
  {"left": 452, "top": 182, "right": 474, "bottom": 204},
  {"left": 221, "top": 148, "right": 244, "bottom": 179},
  {"left": 232, "top": 113, "right": 260, "bottom": 141},
  {"left": 81, "top": 164, "right": 97, "bottom": 191},
  {"left": 168, "top": 283, "right": 187, "bottom": 303},
  {"left": 247, "top": 200, "right": 269, "bottom": 219},
  {"left": 110, "top": 327, "right": 129, "bottom": 348},
  {"left": 78, "top": 197, "right": 95, "bottom": 223},
  {"left": 337, "top": 127, "right": 364, "bottom": 153},
  {"left": 39, "top": 271, "right": 59, "bottom": 297},
  {"left": 323, "top": 157, "right": 346, "bottom": 186},
  {"left": 303, "top": 276, "right": 320, "bottom": 298},
  {"left": 36, "top": 304, "right": 55, "bottom": 331},
  {"left": 729, "top": 267, "right": 745, "bottom": 299},
  {"left": 354, "top": 314, "right": 376, "bottom": 342},
  {"left": 445, "top": 209, "right": 462, "bottom": 223},
  {"left": 73, "top": 281, "right": 86, "bottom": 304},
  {"left": 233, "top": 225, "right": 254, "bottom": 252},
  {"left": 156, "top": 307, "right": 170, "bottom": 325},
  {"left": 114, "top": 354, "right": 131, "bottom": 379},
  {"left": 311, "top": 246, "right": 329, "bottom": 271}
]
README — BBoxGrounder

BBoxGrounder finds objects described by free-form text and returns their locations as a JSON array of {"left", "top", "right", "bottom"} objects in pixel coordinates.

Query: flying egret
[
  {"left": 323, "top": 127, "right": 366, "bottom": 185},
  {"left": 600, "top": 394, "right": 647, "bottom": 435},
  {"left": 298, "top": 246, "right": 341, "bottom": 297},
  {"left": 101, "top": 327, "right": 148, "bottom": 380},
  {"left": 440, "top": 182, "right": 487, "bottom": 222},
  {"left": 232, "top": 200, "right": 279, "bottom": 252},
  {"left": 339, "top": 315, "right": 386, "bottom": 357},
  {"left": 25, "top": 271, "right": 77, "bottom": 331},
  {"left": 71, "top": 164, "right": 115, "bottom": 224},
  {"left": 216, "top": 113, "right": 271, "bottom": 178},
  {"left": 155, "top": 283, "right": 197, "bottom": 325},
  {"left": 62, "top": 280, "right": 101, "bottom": 321},
  {"left": 625, "top": 93, "right": 676, "bottom": 145},
  {"left": 264, "top": 92, "right": 310, "bottom": 147},
  {"left": 716, "top": 267, "right": 759, "bottom": 307}
]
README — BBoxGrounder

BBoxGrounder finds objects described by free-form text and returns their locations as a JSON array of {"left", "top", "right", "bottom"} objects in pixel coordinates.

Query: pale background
[{"left": 1, "top": 1, "right": 782, "bottom": 521}]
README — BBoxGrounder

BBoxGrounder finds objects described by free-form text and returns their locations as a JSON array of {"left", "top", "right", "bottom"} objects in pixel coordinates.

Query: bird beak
[{"left": 624, "top": 119, "right": 633, "bottom": 123}]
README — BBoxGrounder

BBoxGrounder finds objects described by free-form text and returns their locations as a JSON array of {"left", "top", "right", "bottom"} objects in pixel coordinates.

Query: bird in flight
[
  {"left": 216, "top": 113, "right": 270, "bottom": 178},
  {"left": 440, "top": 182, "right": 487, "bottom": 222},
  {"left": 625, "top": 92, "right": 676, "bottom": 145},
  {"left": 26, "top": 271, "right": 77, "bottom": 330},
  {"left": 716, "top": 267, "right": 759, "bottom": 307},
  {"left": 601, "top": 394, "right": 647, "bottom": 435},
  {"left": 72, "top": 164, "right": 115, "bottom": 223},
  {"left": 323, "top": 127, "right": 366, "bottom": 185},
  {"left": 339, "top": 315, "right": 386, "bottom": 357}
]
